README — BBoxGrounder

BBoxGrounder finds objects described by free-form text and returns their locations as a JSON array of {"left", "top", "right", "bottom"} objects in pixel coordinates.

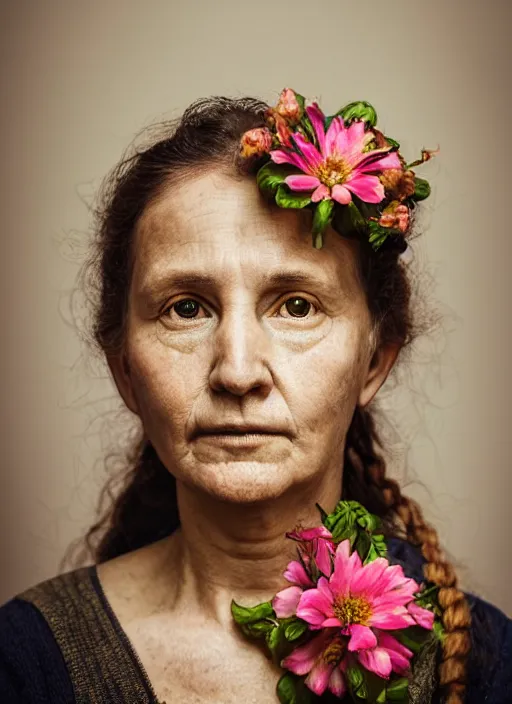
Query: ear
[
  {"left": 107, "top": 353, "right": 140, "bottom": 416},
  {"left": 358, "top": 342, "right": 401, "bottom": 408}
]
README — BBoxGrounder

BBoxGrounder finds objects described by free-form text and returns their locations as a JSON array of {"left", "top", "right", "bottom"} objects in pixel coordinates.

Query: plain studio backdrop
[{"left": 0, "top": 0, "right": 510, "bottom": 615}]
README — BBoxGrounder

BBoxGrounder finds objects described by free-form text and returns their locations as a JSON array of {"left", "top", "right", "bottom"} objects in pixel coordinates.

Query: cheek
[
  {"left": 280, "top": 321, "right": 370, "bottom": 429},
  {"left": 127, "top": 338, "right": 204, "bottom": 435}
]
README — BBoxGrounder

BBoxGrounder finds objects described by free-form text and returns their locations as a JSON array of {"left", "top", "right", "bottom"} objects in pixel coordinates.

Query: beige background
[{"left": 0, "top": 0, "right": 510, "bottom": 615}]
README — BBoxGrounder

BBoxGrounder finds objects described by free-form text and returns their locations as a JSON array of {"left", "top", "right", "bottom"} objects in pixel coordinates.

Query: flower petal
[
  {"left": 291, "top": 132, "right": 323, "bottom": 170},
  {"left": 270, "top": 149, "right": 310, "bottom": 172},
  {"left": 305, "top": 659, "right": 335, "bottom": 696},
  {"left": 356, "top": 150, "right": 402, "bottom": 173},
  {"left": 284, "top": 560, "right": 314, "bottom": 587},
  {"left": 311, "top": 184, "right": 331, "bottom": 202},
  {"left": 316, "top": 539, "right": 334, "bottom": 576},
  {"left": 331, "top": 184, "right": 352, "bottom": 204},
  {"left": 377, "top": 633, "right": 413, "bottom": 675},
  {"left": 273, "top": 585, "right": 303, "bottom": 618},
  {"left": 328, "top": 667, "right": 347, "bottom": 697},
  {"left": 321, "top": 617, "right": 343, "bottom": 628},
  {"left": 288, "top": 526, "right": 334, "bottom": 541},
  {"left": 335, "top": 120, "right": 368, "bottom": 163},
  {"left": 305, "top": 103, "right": 327, "bottom": 155},
  {"left": 408, "top": 602, "right": 435, "bottom": 630},
  {"left": 285, "top": 175, "right": 321, "bottom": 191},
  {"left": 345, "top": 174, "right": 385, "bottom": 203},
  {"left": 282, "top": 631, "right": 330, "bottom": 675},
  {"left": 370, "top": 607, "right": 415, "bottom": 630},
  {"left": 350, "top": 558, "right": 389, "bottom": 598},
  {"left": 325, "top": 116, "right": 344, "bottom": 158},
  {"left": 358, "top": 647, "right": 392, "bottom": 679},
  {"left": 348, "top": 624, "right": 378, "bottom": 651},
  {"left": 329, "top": 540, "right": 361, "bottom": 597},
  {"left": 297, "top": 584, "right": 335, "bottom": 627}
]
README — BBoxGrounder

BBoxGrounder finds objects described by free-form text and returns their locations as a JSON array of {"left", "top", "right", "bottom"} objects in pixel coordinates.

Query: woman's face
[{"left": 111, "top": 170, "right": 394, "bottom": 503}]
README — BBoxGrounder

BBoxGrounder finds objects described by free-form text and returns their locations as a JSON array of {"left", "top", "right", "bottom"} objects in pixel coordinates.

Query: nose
[{"left": 208, "top": 304, "right": 274, "bottom": 397}]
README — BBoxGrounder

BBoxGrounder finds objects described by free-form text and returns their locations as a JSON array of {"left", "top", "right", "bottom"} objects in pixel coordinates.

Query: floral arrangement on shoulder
[
  {"left": 231, "top": 500, "right": 444, "bottom": 703},
  {"left": 239, "top": 88, "right": 438, "bottom": 252}
]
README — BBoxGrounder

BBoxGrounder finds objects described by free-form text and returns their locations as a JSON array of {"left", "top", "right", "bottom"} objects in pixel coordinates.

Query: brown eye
[
  {"left": 173, "top": 299, "right": 201, "bottom": 318},
  {"left": 282, "top": 297, "right": 313, "bottom": 318}
]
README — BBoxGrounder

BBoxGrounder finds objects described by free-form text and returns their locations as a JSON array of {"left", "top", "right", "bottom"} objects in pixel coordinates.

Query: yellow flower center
[
  {"left": 316, "top": 156, "right": 352, "bottom": 188},
  {"left": 323, "top": 637, "right": 346, "bottom": 665},
  {"left": 333, "top": 596, "right": 372, "bottom": 627}
]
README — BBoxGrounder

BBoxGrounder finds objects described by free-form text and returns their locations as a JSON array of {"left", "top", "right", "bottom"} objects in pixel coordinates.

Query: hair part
[{"left": 65, "top": 94, "right": 471, "bottom": 703}]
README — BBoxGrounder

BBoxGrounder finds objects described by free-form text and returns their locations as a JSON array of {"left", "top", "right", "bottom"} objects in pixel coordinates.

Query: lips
[{"left": 194, "top": 423, "right": 290, "bottom": 439}]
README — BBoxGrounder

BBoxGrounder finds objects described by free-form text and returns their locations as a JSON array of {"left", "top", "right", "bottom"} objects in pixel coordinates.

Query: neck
[{"left": 159, "top": 465, "right": 342, "bottom": 627}]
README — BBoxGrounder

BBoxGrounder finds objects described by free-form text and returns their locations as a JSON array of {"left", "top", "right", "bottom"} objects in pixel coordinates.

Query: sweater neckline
[{"left": 88, "top": 563, "right": 162, "bottom": 704}]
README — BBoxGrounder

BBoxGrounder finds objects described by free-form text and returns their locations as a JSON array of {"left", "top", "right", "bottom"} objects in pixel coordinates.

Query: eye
[
  {"left": 162, "top": 298, "right": 209, "bottom": 321},
  {"left": 276, "top": 296, "right": 318, "bottom": 319}
]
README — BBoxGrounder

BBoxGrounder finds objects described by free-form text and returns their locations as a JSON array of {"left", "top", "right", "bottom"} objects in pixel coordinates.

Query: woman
[{"left": 0, "top": 90, "right": 510, "bottom": 704}]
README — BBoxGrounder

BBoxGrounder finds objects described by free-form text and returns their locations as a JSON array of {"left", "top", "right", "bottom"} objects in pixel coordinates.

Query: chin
[{"left": 181, "top": 459, "right": 300, "bottom": 504}]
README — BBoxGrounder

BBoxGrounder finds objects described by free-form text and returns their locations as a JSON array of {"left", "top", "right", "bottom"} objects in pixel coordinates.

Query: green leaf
[
  {"left": 284, "top": 620, "right": 308, "bottom": 642},
  {"left": 346, "top": 666, "right": 368, "bottom": 698},
  {"left": 275, "top": 184, "right": 312, "bottom": 209},
  {"left": 240, "top": 620, "right": 273, "bottom": 638},
  {"left": 231, "top": 599, "right": 274, "bottom": 625},
  {"left": 347, "top": 201, "right": 367, "bottom": 231},
  {"left": 294, "top": 92, "right": 306, "bottom": 113},
  {"left": 412, "top": 176, "right": 431, "bottom": 201},
  {"left": 256, "top": 162, "right": 296, "bottom": 197},
  {"left": 433, "top": 619, "right": 445, "bottom": 643},
  {"left": 386, "top": 677, "right": 409, "bottom": 701},
  {"left": 355, "top": 531, "right": 372, "bottom": 562},
  {"left": 336, "top": 101, "right": 378, "bottom": 127},
  {"left": 370, "top": 534, "right": 388, "bottom": 559},
  {"left": 385, "top": 136, "right": 400, "bottom": 149},
  {"left": 312, "top": 199, "right": 334, "bottom": 248},
  {"left": 277, "top": 672, "right": 298, "bottom": 704},
  {"left": 394, "top": 626, "right": 430, "bottom": 654},
  {"left": 298, "top": 111, "right": 317, "bottom": 146}
]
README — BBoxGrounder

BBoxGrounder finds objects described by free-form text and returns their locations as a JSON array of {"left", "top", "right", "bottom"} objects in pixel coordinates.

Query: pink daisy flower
[
  {"left": 270, "top": 102, "right": 402, "bottom": 205},
  {"left": 273, "top": 540, "right": 434, "bottom": 696}
]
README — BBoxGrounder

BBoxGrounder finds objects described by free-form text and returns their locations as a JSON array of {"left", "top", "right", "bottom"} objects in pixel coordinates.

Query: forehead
[{"left": 132, "top": 170, "right": 362, "bottom": 292}]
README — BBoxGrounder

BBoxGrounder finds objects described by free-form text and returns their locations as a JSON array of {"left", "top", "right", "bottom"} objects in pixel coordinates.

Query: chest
[{"left": 126, "top": 619, "right": 284, "bottom": 704}]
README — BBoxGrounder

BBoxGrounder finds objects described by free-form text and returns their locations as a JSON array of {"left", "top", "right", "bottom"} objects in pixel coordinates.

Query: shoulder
[
  {"left": 0, "top": 568, "right": 90, "bottom": 703},
  {"left": 387, "top": 537, "right": 512, "bottom": 703},
  {"left": 465, "top": 592, "right": 512, "bottom": 703}
]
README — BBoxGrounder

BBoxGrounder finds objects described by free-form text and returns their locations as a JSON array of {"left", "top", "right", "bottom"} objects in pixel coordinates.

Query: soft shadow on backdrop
[{"left": 0, "top": 0, "right": 510, "bottom": 614}]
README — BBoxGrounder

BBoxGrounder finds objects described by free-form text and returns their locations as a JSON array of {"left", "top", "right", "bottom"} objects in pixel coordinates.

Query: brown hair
[{"left": 66, "top": 95, "right": 471, "bottom": 703}]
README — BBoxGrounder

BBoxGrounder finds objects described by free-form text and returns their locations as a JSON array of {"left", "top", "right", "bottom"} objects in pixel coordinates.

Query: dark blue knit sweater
[{"left": 0, "top": 539, "right": 510, "bottom": 703}]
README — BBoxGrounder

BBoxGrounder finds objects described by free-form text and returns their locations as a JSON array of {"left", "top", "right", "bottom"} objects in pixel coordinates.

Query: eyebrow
[{"left": 139, "top": 269, "right": 338, "bottom": 301}]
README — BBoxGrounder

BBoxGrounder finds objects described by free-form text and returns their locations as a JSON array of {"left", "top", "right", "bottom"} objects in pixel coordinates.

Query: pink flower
[
  {"left": 273, "top": 527, "right": 335, "bottom": 618},
  {"left": 275, "top": 87, "right": 302, "bottom": 123},
  {"left": 286, "top": 526, "right": 336, "bottom": 578},
  {"left": 282, "top": 629, "right": 348, "bottom": 697},
  {"left": 293, "top": 540, "right": 432, "bottom": 679},
  {"left": 240, "top": 127, "right": 272, "bottom": 158},
  {"left": 270, "top": 102, "right": 402, "bottom": 205}
]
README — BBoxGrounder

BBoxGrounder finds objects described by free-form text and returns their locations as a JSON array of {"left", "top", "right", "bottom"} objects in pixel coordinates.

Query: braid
[{"left": 344, "top": 406, "right": 471, "bottom": 704}]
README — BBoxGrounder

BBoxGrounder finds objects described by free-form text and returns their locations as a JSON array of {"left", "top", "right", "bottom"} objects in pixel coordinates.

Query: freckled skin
[{"left": 101, "top": 170, "right": 399, "bottom": 702}]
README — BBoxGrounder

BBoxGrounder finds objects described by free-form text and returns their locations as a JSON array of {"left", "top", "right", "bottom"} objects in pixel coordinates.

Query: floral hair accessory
[
  {"left": 239, "top": 88, "right": 439, "bottom": 253},
  {"left": 231, "top": 500, "right": 444, "bottom": 703}
]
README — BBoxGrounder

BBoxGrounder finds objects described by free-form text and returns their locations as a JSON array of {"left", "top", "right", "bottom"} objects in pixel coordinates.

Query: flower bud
[
  {"left": 275, "top": 88, "right": 302, "bottom": 123},
  {"left": 240, "top": 127, "right": 272, "bottom": 159},
  {"left": 379, "top": 201, "right": 410, "bottom": 233}
]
